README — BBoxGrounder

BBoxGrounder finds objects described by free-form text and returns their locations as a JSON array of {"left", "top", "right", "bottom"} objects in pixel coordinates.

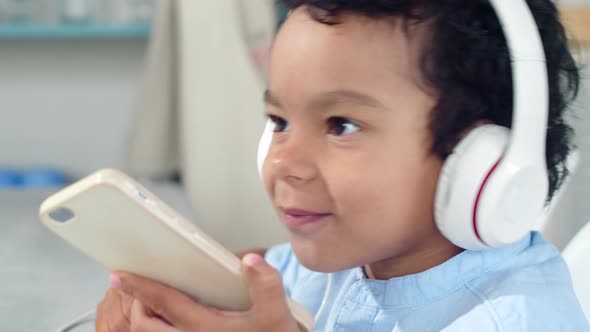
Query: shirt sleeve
[{"left": 466, "top": 240, "right": 590, "bottom": 332}]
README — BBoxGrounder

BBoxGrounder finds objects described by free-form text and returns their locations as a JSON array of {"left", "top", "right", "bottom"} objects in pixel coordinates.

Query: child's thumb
[{"left": 242, "top": 254, "right": 295, "bottom": 327}]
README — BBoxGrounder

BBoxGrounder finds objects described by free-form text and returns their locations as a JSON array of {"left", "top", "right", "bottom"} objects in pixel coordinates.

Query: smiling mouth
[{"left": 280, "top": 208, "right": 332, "bottom": 229}]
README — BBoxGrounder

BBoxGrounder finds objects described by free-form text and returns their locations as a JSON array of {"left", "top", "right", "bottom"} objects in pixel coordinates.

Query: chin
[{"left": 290, "top": 239, "right": 357, "bottom": 273}]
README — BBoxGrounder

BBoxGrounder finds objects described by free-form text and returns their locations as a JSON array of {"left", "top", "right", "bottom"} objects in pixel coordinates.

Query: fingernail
[
  {"left": 109, "top": 273, "right": 122, "bottom": 289},
  {"left": 243, "top": 253, "right": 264, "bottom": 268}
]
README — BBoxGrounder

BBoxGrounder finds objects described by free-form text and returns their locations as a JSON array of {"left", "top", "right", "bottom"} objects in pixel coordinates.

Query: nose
[{"left": 267, "top": 135, "right": 318, "bottom": 184}]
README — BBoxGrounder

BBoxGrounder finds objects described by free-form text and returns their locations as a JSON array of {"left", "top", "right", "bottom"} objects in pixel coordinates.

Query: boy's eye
[
  {"left": 268, "top": 115, "right": 290, "bottom": 132},
  {"left": 327, "top": 117, "right": 360, "bottom": 136}
]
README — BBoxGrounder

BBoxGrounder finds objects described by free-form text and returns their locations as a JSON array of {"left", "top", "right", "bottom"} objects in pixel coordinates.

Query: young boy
[{"left": 97, "top": 1, "right": 589, "bottom": 331}]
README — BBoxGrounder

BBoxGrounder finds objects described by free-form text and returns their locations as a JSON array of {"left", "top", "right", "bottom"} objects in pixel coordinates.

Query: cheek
[
  {"left": 337, "top": 175, "right": 416, "bottom": 223},
  {"left": 329, "top": 152, "right": 441, "bottom": 229},
  {"left": 261, "top": 162, "right": 274, "bottom": 198}
]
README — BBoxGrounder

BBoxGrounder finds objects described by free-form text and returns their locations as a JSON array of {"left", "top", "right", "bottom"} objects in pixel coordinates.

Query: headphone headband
[
  {"left": 433, "top": 0, "right": 550, "bottom": 249},
  {"left": 490, "top": 0, "right": 549, "bottom": 167}
]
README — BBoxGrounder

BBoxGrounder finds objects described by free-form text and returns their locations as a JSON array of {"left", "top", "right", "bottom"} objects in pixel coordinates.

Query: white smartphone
[{"left": 39, "top": 168, "right": 314, "bottom": 331}]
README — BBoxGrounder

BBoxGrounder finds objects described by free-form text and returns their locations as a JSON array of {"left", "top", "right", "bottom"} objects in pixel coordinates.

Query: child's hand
[
  {"left": 110, "top": 254, "right": 301, "bottom": 332},
  {"left": 96, "top": 288, "right": 134, "bottom": 331}
]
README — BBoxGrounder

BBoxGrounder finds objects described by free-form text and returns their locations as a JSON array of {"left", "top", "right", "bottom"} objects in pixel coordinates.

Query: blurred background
[
  {"left": 0, "top": 0, "right": 288, "bottom": 250},
  {"left": 0, "top": 1, "right": 286, "bottom": 330},
  {"left": 0, "top": 0, "right": 588, "bottom": 331}
]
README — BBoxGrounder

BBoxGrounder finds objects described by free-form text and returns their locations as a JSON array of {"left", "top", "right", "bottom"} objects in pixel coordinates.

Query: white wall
[
  {"left": 544, "top": 63, "right": 590, "bottom": 249},
  {"left": 535, "top": 1, "right": 590, "bottom": 249},
  {"left": 0, "top": 39, "right": 147, "bottom": 178},
  {"left": 544, "top": 0, "right": 590, "bottom": 245},
  {"left": 553, "top": 2, "right": 590, "bottom": 247}
]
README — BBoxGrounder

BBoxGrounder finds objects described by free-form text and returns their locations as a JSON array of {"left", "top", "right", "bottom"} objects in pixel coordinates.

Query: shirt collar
[{"left": 351, "top": 232, "right": 533, "bottom": 307}]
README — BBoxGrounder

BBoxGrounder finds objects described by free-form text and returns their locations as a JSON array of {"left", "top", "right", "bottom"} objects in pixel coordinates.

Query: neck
[{"left": 366, "top": 232, "right": 464, "bottom": 280}]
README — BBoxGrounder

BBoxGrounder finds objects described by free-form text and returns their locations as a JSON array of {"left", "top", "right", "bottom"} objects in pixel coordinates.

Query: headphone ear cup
[
  {"left": 434, "top": 125, "right": 509, "bottom": 250},
  {"left": 257, "top": 120, "right": 274, "bottom": 177}
]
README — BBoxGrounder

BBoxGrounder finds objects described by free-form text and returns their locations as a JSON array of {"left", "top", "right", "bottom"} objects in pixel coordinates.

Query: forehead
[{"left": 268, "top": 7, "right": 433, "bottom": 107}]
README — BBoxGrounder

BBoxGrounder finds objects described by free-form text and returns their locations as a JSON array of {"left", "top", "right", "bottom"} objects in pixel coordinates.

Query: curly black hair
[{"left": 278, "top": 0, "right": 580, "bottom": 201}]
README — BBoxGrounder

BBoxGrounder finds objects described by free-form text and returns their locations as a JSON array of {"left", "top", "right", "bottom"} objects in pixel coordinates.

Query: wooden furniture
[{"left": 560, "top": 5, "right": 590, "bottom": 46}]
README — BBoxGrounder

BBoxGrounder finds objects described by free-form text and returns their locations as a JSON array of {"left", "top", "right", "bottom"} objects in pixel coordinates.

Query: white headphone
[{"left": 257, "top": 0, "right": 549, "bottom": 251}]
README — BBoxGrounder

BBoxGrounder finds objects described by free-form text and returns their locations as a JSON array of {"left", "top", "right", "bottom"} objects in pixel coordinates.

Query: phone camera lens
[{"left": 49, "top": 207, "right": 75, "bottom": 223}]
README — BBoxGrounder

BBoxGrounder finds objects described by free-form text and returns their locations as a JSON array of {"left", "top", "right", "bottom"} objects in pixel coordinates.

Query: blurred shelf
[{"left": 0, "top": 24, "right": 151, "bottom": 39}]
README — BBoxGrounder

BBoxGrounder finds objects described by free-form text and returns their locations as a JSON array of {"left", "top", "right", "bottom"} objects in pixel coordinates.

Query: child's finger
[
  {"left": 129, "top": 299, "right": 178, "bottom": 332},
  {"left": 242, "top": 254, "right": 300, "bottom": 331},
  {"left": 111, "top": 272, "right": 211, "bottom": 330}
]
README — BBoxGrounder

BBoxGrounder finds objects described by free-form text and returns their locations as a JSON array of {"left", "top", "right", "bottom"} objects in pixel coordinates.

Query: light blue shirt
[{"left": 266, "top": 232, "right": 589, "bottom": 331}]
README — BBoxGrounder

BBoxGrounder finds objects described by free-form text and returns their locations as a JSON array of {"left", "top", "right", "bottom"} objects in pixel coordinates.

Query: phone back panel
[{"left": 39, "top": 169, "right": 250, "bottom": 311}]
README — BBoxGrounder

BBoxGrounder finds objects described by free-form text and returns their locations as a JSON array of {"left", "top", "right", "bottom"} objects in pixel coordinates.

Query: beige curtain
[
  {"left": 127, "top": 0, "right": 179, "bottom": 179},
  {"left": 126, "top": 0, "right": 287, "bottom": 251}
]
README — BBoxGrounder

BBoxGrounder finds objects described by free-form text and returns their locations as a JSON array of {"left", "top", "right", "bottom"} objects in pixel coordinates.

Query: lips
[{"left": 280, "top": 207, "right": 332, "bottom": 229}]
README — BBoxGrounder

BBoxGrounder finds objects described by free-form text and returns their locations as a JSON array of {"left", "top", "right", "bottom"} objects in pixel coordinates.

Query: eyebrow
[
  {"left": 264, "top": 90, "right": 283, "bottom": 108},
  {"left": 264, "top": 89, "right": 386, "bottom": 111}
]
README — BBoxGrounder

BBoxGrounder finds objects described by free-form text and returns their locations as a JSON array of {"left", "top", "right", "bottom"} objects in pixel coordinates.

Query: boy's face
[{"left": 263, "top": 8, "right": 450, "bottom": 272}]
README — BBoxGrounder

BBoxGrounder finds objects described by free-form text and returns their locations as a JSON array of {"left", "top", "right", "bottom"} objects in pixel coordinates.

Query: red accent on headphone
[{"left": 473, "top": 158, "right": 503, "bottom": 246}]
